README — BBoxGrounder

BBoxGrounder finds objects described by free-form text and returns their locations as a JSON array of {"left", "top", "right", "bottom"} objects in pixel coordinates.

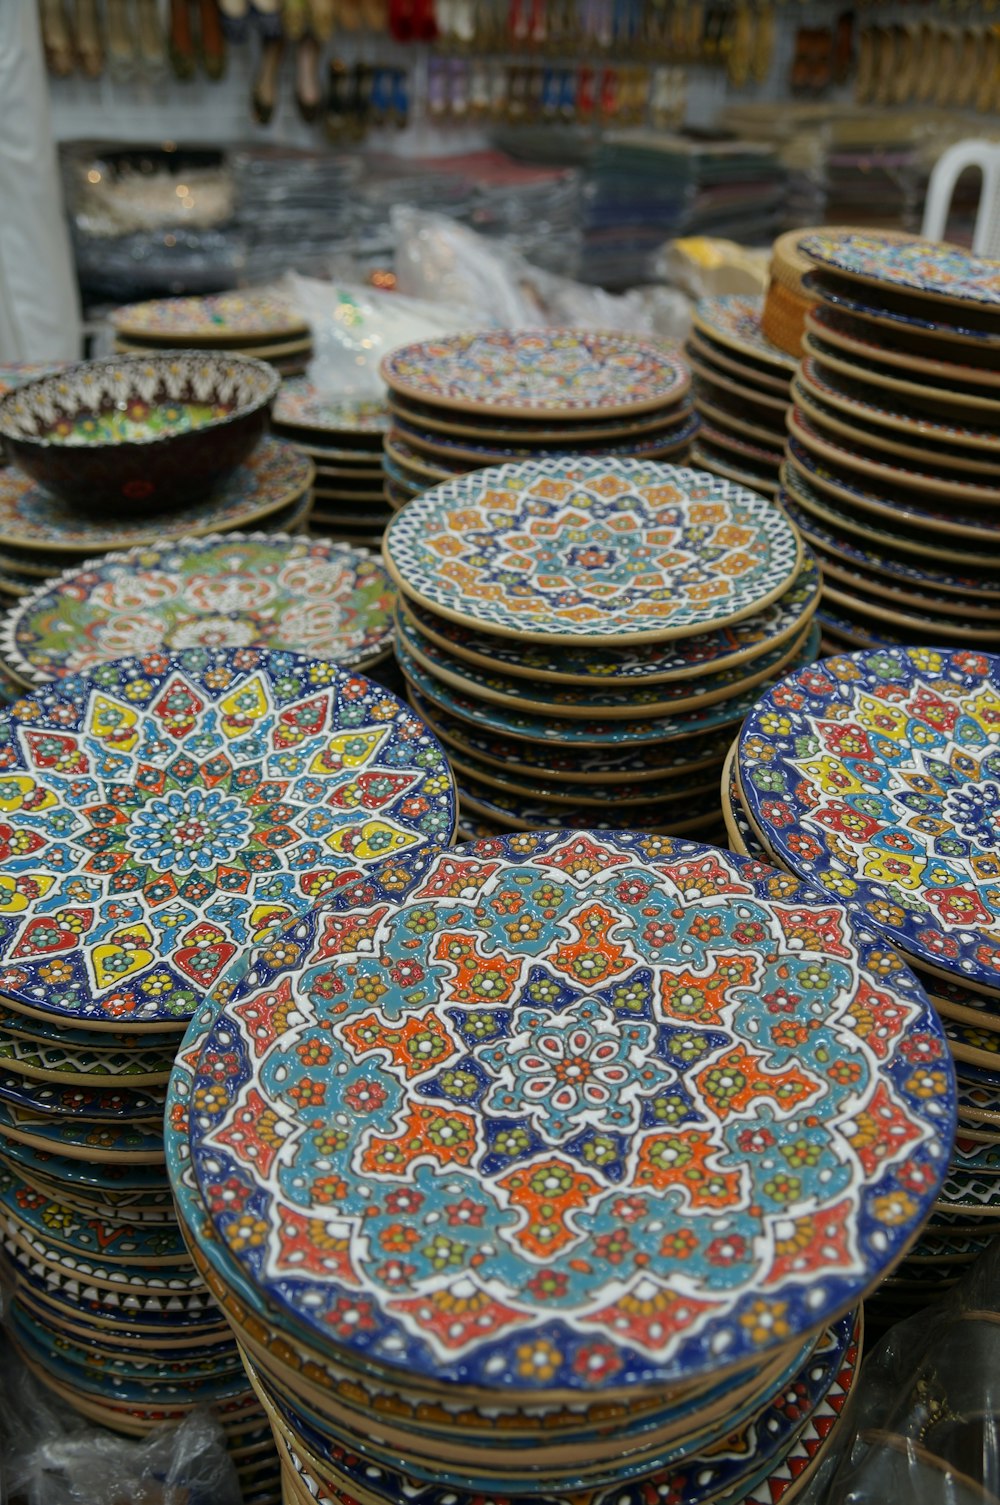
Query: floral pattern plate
[
  {"left": 793, "top": 384, "right": 1000, "bottom": 478},
  {"left": 798, "top": 233, "right": 1000, "bottom": 311},
  {"left": 273, "top": 384, "right": 389, "bottom": 440},
  {"left": 0, "top": 1032, "right": 173, "bottom": 1083},
  {"left": 692, "top": 297, "right": 797, "bottom": 373},
  {"left": 457, "top": 775, "right": 722, "bottom": 834},
  {"left": 112, "top": 293, "right": 309, "bottom": 344},
  {"left": 401, "top": 558, "right": 819, "bottom": 686},
  {"left": 189, "top": 833, "right": 952, "bottom": 1389},
  {"left": 389, "top": 413, "right": 700, "bottom": 466},
  {"left": 738, "top": 647, "right": 1000, "bottom": 993},
  {"left": 2, "top": 534, "right": 396, "bottom": 687},
  {"left": 789, "top": 409, "right": 1000, "bottom": 504},
  {"left": 802, "top": 329, "right": 1000, "bottom": 416},
  {"left": 380, "top": 331, "right": 690, "bottom": 420},
  {"left": 686, "top": 330, "right": 791, "bottom": 395},
  {"left": 0, "top": 1071, "right": 163, "bottom": 1121},
  {"left": 0, "top": 648, "right": 454, "bottom": 1028},
  {"left": 689, "top": 442, "right": 779, "bottom": 496},
  {"left": 0, "top": 438, "right": 312, "bottom": 553},
  {"left": 0, "top": 1099, "right": 165, "bottom": 1161},
  {"left": 0, "top": 1168, "right": 185, "bottom": 1264},
  {"left": 383, "top": 459, "right": 801, "bottom": 645}
]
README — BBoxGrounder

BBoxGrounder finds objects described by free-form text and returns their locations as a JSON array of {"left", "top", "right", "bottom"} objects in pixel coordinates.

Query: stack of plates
[
  {"left": 379, "top": 329, "right": 698, "bottom": 512},
  {"left": 0, "top": 648, "right": 456, "bottom": 1502},
  {"left": 787, "top": 230, "right": 1000, "bottom": 652},
  {"left": 0, "top": 533, "right": 396, "bottom": 690},
  {"left": 175, "top": 832, "right": 960, "bottom": 1505},
  {"left": 728, "top": 645, "right": 1000, "bottom": 1337},
  {"left": 272, "top": 381, "right": 391, "bottom": 550},
  {"left": 382, "top": 455, "right": 820, "bottom": 841},
  {"left": 687, "top": 295, "right": 796, "bottom": 495},
  {"left": 110, "top": 291, "right": 313, "bottom": 378}
]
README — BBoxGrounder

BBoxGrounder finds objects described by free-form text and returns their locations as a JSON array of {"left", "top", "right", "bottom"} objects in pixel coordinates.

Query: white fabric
[{"left": 0, "top": 2, "right": 81, "bottom": 361}]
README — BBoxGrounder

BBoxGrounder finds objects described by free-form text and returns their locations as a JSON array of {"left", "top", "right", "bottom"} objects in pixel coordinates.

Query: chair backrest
[{"left": 921, "top": 138, "right": 1000, "bottom": 256}]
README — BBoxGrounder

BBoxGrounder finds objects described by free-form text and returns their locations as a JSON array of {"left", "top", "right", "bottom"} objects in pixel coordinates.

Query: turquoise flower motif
[{"left": 127, "top": 788, "right": 253, "bottom": 873}]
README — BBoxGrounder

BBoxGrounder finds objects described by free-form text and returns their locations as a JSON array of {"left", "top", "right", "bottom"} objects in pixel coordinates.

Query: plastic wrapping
[{"left": 800, "top": 1239, "right": 1000, "bottom": 1505}]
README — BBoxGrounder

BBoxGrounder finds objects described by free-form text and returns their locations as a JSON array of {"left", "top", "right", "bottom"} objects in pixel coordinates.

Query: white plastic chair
[{"left": 921, "top": 139, "right": 1000, "bottom": 255}]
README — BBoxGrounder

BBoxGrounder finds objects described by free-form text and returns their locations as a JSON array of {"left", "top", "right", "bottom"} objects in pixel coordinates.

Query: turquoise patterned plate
[
  {"left": 692, "top": 296, "right": 797, "bottom": 372},
  {"left": 383, "top": 458, "right": 801, "bottom": 645}
]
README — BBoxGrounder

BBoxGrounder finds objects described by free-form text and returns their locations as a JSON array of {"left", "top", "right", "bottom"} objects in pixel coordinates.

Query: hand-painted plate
[
  {"left": 273, "top": 383, "right": 390, "bottom": 440},
  {"left": 799, "top": 232, "right": 1000, "bottom": 311},
  {"left": 380, "top": 331, "right": 691, "bottom": 420},
  {"left": 0, "top": 1070, "right": 163, "bottom": 1121},
  {"left": 0, "top": 438, "right": 313, "bottom": 553},
  {"left": 805, "top": 273, "right": 1000, "bottom": 349},
  {"left": 692, "top": 297, "right": 797, "bottom": 373},
  {"left": 457, "top": 775, "right": 722, "bottom": 834},
  {"left": 686, "top": 329, "right": 791, "bottom": 395},
  {"left": 190, "top": 834, "right": 951, "bottom": 1390},
  {"left": 798, "top": 358, "right": 1000, "bottom": 451},
  {"left": 689, "top": 441, "right": 780, "bottom": 496},
  {"left": 806, "top": 306, "right": 1000, "bottom": 390},
  {"left": 112, "top": 292, "right": 309, "bottom": 343},
  {"left": 0, "top": 1167, "right": 186, "bottom": 1264},
  {"left": 0, "top": 1031, "right": 173, "bottom": 1083},
  {"left": 388, "top": 392, "right": 690, "bottom": 444},
  {"left": 789, "top": 408, "right": 1000, "bottom": 504},
  {"left": 0, "top": 648, "right": 454, "bottom": 1028},
  {"left": 389, "top": 412, "right": 700, "bottom": 466},
  {"left": 802, "top": 329, "right": 1000, "bottom": 417},
  {"left": 401, "top": 556, "right": 820, "bottom": 686},
  {"left": 0, "top": 1099, "right": 165, "bottom": 1161},
  {"left": 2, "top": 534, "right": 396, "bottom": 687},
  {"left": 383, "top": 459, "right": 801, "bottom": 646},
  {"left": 793, "top": 384, "right": 1000, "bottom": 478},
  {"left": 739, "top": 647, "right": 1000, "bottom": 993}
]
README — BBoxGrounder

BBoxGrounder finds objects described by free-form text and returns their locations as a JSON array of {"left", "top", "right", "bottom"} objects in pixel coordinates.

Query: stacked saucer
[
  {"left": 788, "top": 230, "right": 1000, "bottom": 651},
  {"left": 271, "top": 381, "right": 391, "bottom": 549},
  {"left": 111, "top": 291, "right": 313, "bottom": 378},
  {"left": 383, "top": 455, "right": 819, "bottom": 841},
  {"left": 176, "top": 832, "right": 958, "bottom": 1505},
  {"left": 0, "top": 533, "right": 396, "bottom": 690},
  {"left": 687, "top": 295, "right": 796, "bottom": 496},
  {"left": 730, "top": 646, "right": 1000, "bottom": 1334},
  {"left": 0, "top": 647, "right": 456, "bottom": 1499},
  {"left": 380, "top": 329, "right": 698, "bottom": 512}
]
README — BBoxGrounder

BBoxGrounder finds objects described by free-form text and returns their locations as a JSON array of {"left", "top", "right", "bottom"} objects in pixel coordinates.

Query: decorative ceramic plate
[
  {"left": 806, "top": 306, "right": 1000, "bottom": 390},
  {"left": 739, "top": 647, "right": 1000, "bottom": 992},
  {"left": 0, "top": 1032, "right": 173, "bottom": 1083},
  {"left": 0, "top": 1169, "right": 186, "bottom": 1264},
  {"left": 694, "top": 392, "right": 787, "bottom": 444},
  {"left": 798, "top": 358, "right": 1000, "bottom": 451},
  {"left": 0, "top": 1136, "right": 168, "bottom": 1190},
  {"left": 457, "top": 774, "right": 722, "bottom": 834},
  {"left": 190, "top": 834, "right": 952, "bottom": 1389},
  {"left": 697, "top": 421, "right": 783, "bottom": 468},
  {"left": 686, "top": 331, "right": 791, "bottom": 395},
  {"left": 112, "top": 293, "right": 309, "bottom": 343},
  {"left": 802, "top": 330, "right": 1000, "bottom": 416},
  {"left": 799, "top": 232, "right": 1000, "bottom": 311},
  {"left": 273, "top": 384, "right": 389, "bottom": 439},
  {"left": 380, "top": 331, "right": 691, "bottom": 420},
  {"left": 0, "top": 648, "right": 454, "bottom": 1028},
  {"left": 382, "top": 459, "right": 801, "bottom": 646},
  {"left": 401, "top": 558, "right": 819, "bottom": 687},
  {"left": 388, "top": 393, "right": 689, "bottom": 445},
  {"left": 788, "top": 412, "right": 1000, "bottom": 506},
  {"left": 444, "top": 740, "right": 719, "bottom": 810},
  {"left": 0, "top": 1099, "right": 165, "bottom": 1160},
  {"left": 820, "top": 572, "right": 1000, "bottom": 642},
  {"left": 0, "top": 1071, "right": 163, "bottom": 1121},
  {"left": 396, "top": 609, "right": 813, "bottom": 719},
  {"left": 689, "top": 442, "right": 779, "bottom": 496},
  {"left": 0, "top": 364, "right": 68, "bottom": 398},
  {"left": 390, "top": 413, "right": 700, "bottom": 468},
  {"left": 0, "top": 438, "right": 312, "bottom": 553},
  {"left": 793, "top": 384, "right": 1000, "bottom": 478},
  {"left": 2, "top": 534, "right": 396, "bottom": 687},
  {"left": 692, "top": 297, "right": 797, "bottom": 373},
  {"left": 687, "top": 354, "right": 789, "bottom": 414},
  {"left": 804, "top": 274, "right": 1000, "bottom": 349}
]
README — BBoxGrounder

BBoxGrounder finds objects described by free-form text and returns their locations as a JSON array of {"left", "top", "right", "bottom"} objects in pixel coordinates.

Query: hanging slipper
[
  {"left": 73, "top": 0, "right": 104, "bottom": 77},
  {"left": 40, "top": 0, "right": 76, "bottom": 77},
  {"left": 251, "top": 32, "right": 285, "bottom": 120},
  {"left": 295, "top": 33, "right": 323, "bottom": 121}
]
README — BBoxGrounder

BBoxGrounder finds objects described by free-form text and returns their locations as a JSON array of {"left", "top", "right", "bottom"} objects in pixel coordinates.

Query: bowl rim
[{"left": 0, "top": 351, "right": 281, "bottom": 451}]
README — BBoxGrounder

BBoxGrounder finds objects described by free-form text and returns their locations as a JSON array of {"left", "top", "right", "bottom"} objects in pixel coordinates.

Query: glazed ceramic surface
[
  {"left": 0, "top": 648, "right": 454, "bottom": 1027},
  {"left": 402, "top": 558, "right": 819, "bottom": 686},
  {"left": 692, "top": 298, "right": 797, "bottom": 372},
  {"left": 0, "top": 1099, "right": 165, "bottom": 1159},
  {"left": 190, "top": 834, "right": 952, "bottom": 1390},
  {"left": 798, "top": 358, "right": 1000, "bottom": 449},
  {"left": 0, "top": 1031, "right": 173, "bottom": 1081},
  {"left": 0, "top": 438, "right": 312, "bottom": 553},
  {"left": 806, "top": 306, "right": 1000, "bottom": 389},
  {"left": 799, "top": 232, "right": 1000, "bottom": 310},
  {"left": 789, "top": 409, "right": 1000, "bottom": 503},
  {"left": 0, "top": 1071, "right": 163, "bottom": 1121},
  {"left": 0, "top": 356, "right": 278, "bottom": 509},
  {"left": 689, "top": 442, "right": 779, "bottom": 495},
  {"left": 274, "top": 383, "right": 389, "bottom": 438},
  {"left": 739, "top": 648, "right": 1000, "bottom": 992},
  {"left": 380, "top": 331, "right": 690, "bottom": 419},
  {"left": 2, "top": 535, "right": 396, "bottom": 687},
  {"left": 804, "top": 274, "right": 1000, "bottom": 349},
  {"left": 390, "top": 414, "right": 699, "bottom": 466},
  {"left": 0, "top": 364, "right": 67, "bottom": 397},
  {"left": 112, "top": 292, "right": 308, "bottom": 342},
  {"left": 457, "top": 774, "right": 721, "bottom": 833},
  {"left": 383, "top": 460, "right": 801, "bottom": 645}
]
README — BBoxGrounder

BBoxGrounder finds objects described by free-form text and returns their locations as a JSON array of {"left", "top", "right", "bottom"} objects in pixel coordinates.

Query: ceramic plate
[
  {"left": 380, "top": 331, "right": 691, "bottom": 420},
  {"left": 686, "top": 353, "right": 789, "bottom": 414},
  {"left": 0, "top": 1099, "right": 165, "bottom": 1161},
  {"left": 788, "top": 412, "right": 1000, "bottom": 506},
  {"left": 799, "top": 232, "right": 1000, "bottom": 311},
  {"left": 0, "top": 648, "right": 454, "bottom": 1028},
  {"left": 805, "top": 274, "right": 1000, "bottom": 349},
  {"left": 0, "top": 1071, "right": 163, "bottom": 1121},
  {"left": 802, "top": 330, "right": 1000, "bottom": 417},
  {"left": 0, "top": 1032, "right": 173, "bottom": 1083},
  {"left": 806, "top": 306, "right": 1000, "bottom": 390},
  {"left": 273, "top": 383, "right": 389, "bottom": 439},
  {"left": 444, "top": 739, "right": 719, "bottom": 809},
  {"left": 387, "top": 393, "right": 688, "bottom": 445},
  {"left": 390, "top": 413, "right": 700, "bottom": 467},
  {"left": 0, "top": 439, "right": 312, "bottom": 553},
  {"left": 739, "top": 646, "right": 1000, "bottom": 992},
  {"left": 793, "top": 384, "right": 1000, "bottom": 478},
  {"left": 401, "top": 557, "right": 819, "bottom": 687},
  {"left": 798, "top": 358, "right": 1000, "bottom": 450},
  {"left": 1, "top": 534, "right": 396, "bottom": 687},
  {"left": 382, "top": 459, "right": 801, "bottom": 646},
  {"left": 457, "top": 774, "right": 722, "bottom": 834},
  {"left": 686, "top": 330, "right": 791, "bottom": 395},
  {"left": 190, "top": 834, "right": 951, "bottom": 1389},
  {"left": 692, "top": 297, "right": 797, "bottom": 373},
  {"left": 0, "top": 1167, "right": 186, "bottom": 1264},
  {"left": 697, "top": 421, "right": 783, "bottom": 468},
  {"left": 113, "top": 293, "right": 309, "bottom": 343},
  {"left": 689, "top": 442, "right": 780, "bottom": 496}
]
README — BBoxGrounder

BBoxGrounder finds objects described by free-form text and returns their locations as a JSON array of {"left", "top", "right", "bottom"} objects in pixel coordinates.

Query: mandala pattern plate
[
  {"left": 383, "top": 460, "right": 801, "bottom": 645},
  {"left": 0, "top": 649, "right": 454, "bottom": 1027},
  {"left": 739, "top": 647, "right": 1000, "bottom": 992},
  {"left": 273, "top": 384, "right": 390, "bottom": 438},
  {"left": 112, "top": 293, "right": 309, "bottom": 342},
  {"left": 799, "top": 233, "right": 1000, "bottom": 310},
  {"left": 2, "top": 534, "right": 396, "bottom": 687},
  {"left": 380, "top": 331, "right": 690, "bottom": 420},
  {"left": 189, "top": 833, "right": 953, "bottom": 1391},
  {"left": 692, "top": 297, "right": 797, "bottom": 372},
  {"left": 0, "top": 438, "right": 312, "bottom": 553}
]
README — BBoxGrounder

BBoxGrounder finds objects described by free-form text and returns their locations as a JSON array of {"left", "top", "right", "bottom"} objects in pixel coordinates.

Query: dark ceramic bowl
[{"left": 0, "top": 352, "right": 279, "bottom": 509}]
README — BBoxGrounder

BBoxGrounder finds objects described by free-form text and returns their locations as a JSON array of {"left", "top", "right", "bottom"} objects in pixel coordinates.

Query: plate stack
[
  {"left": 382, "top": 455, "right": 819, "bottom": 841},
  {"left": 729, "top": 645, "right": 1000, "bottom": 1337},
  {"left": 271, "top": 381, "right": 391, "bottom": 550},
  {"left": 111, "top": 291, "right": 313, "bottom": 378},
  {"left": 784, "top": 230, "right": 1000, "bottom": 652},
  {"left": 0, "top": 647, "right": 456, "bottom": 1502},
  {"left": 175, "top": 831, "right": 960, "bottom": 1505},
  {"left": 687, "top": 295, "right": 797, "bottom": 497},
  {"left": 379, "top": 329, "right": 698, "bottom": 513}
]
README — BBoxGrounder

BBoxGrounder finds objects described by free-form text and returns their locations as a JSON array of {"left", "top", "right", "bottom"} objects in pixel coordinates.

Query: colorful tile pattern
[
  {"left": 799, "top": 232, "right": 1000, "bottom": 309},
  {"left": 112, "top": 292, "right": 308, "bottom": 341},
  {"left": 274, "top": 382, "right": 390, "bottom": 438},
  {"left": 692, "top": 297, "right": 797, "bottom": 371}
]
